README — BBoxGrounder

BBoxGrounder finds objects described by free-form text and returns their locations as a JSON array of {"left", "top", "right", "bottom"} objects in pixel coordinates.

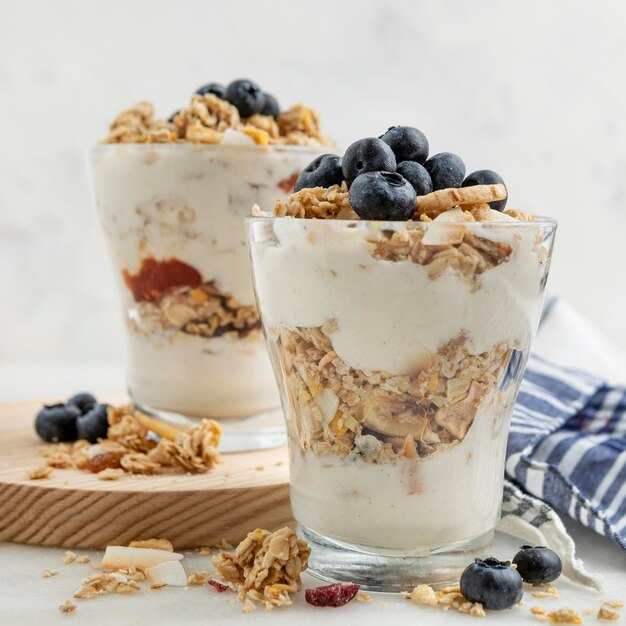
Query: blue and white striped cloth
[{"left": 506, "top": 352, "right": 626, "bottom": 552}]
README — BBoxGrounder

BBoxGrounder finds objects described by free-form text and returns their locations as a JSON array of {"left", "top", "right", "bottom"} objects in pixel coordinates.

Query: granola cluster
[
  {"left": 103, "top": 95, "right": 330, "bottom": 146},
  {"left": 369, "top": 227, "right": 512, "bottom": 284},
  {"left": 32, "top": 406, "right": 221, "bottom": 479},
  {"left": 130, "top": 281, "right": 261, "bottom": 341},
  {"left": 272, "top": 325, "right": 510, "bottom": 461},
  {"left": 213, "top": 527, "right": 310, "bottom": 611}
]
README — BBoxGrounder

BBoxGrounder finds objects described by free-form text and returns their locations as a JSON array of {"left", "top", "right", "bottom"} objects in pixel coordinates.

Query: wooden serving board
[{"left": 0, "top": 399, "right": 292, "bottom": 550}]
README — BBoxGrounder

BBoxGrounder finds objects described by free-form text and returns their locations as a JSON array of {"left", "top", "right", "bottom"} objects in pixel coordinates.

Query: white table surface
[{"left": 2, "top": 307, "right": 626, "bottom": 626}]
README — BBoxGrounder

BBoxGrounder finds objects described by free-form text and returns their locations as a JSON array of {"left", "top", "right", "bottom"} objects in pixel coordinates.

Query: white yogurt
[{"left": 89, "top": 143, "right": 326, "bottom": 418}]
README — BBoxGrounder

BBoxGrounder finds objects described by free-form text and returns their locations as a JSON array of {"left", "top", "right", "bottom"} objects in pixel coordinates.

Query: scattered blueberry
[
  {"left": 195, "top": 82, "right": 226, "bottom": 99},
  {"left": 460, "top": 557, "right": 523, "bottom": 610},
  {"left": 423, "top": 152, "right": 466, "bottom": 190},
  {"left": 294, "top": 154, "right": 343, "bottom": 192},
  {"left": 67, "top": 392, "right": 97, "bottom": 415},
  {"left": 35, "top": 404, "right": 81, "bottom": 443},
  {"left": 396, "top": 161, "right": 433, "bottom": 196},
  {"left": 462, "top": 169, "right": 508, "bottom": 211},
  {"left": 341, "top": 138, "right": 396, "bottom": 186},
  {"left": 349, "top": 171, "right": 416, "bottom": 221},
  {"left": 225, "top": 79, "right": 264, "bottom": 117},
  {"left": 76, "top": 403, "right": 110, "bottom": 443},
  {"left": 260, "top": 93, "right": 280, "bottom": 118},
  {"left": 512, "top": 546, "right": 562, "bottom": 584},
  {"left": 379, "top": 126, "right": 429, "bottom": 164}
]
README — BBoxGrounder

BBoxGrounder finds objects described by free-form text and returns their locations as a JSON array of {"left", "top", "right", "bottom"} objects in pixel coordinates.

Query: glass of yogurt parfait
[
  {"left": 247, "top": 128, "right": 556, "bottom": 589},
  {"left": 88, "top": 79, "right": 332, "bottom": 451}
]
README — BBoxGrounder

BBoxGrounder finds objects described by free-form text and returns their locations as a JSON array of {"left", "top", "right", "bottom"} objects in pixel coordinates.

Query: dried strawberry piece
[
  {"left": 305, "top": 583, "right": 360, "bottom": 607},
  {"left": 277, "top": 172, "right": 299, "bottom": 193},
  {"left": 123, "top": 257, "right": 202, "bottom": 303},
  {"left": 207, "top": 579, "right": 229, "bottom": 593}
]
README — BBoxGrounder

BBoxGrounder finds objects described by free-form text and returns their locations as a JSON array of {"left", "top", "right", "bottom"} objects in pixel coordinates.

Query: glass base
[
  {"left": 300, "top": 525, "right": 494, "bottom": 592},
  {"left": 133, "top": 401, "right": 287, "bottom": 453}
]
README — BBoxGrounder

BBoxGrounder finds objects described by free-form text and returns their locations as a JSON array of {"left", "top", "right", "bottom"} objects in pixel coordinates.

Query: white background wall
[{"left": 2, "top": 0, "right": 626, "bottom": 373}]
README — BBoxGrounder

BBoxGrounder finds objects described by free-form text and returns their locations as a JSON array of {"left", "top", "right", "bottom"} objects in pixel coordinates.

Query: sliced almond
[
  {"left": 144, "top": 560, "right": 188, "bottom": 587},
  {"left": 102, "top": 546, "right": 183, "bottom": 570},
  {"left": 134, "top": 413, "right": 186, "bottom": 441}
]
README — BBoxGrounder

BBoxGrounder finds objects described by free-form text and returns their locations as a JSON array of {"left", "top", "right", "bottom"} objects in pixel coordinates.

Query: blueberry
[
  {"left": 67, "top": 392, "right": 97, "bottom": 415},
  {"left": 76, "top": 403, "right": 110, "bottom": 443},
  {"left": 294, "top": 154, "right": 343, "bottom": 192},
  {"left": 460, "top": 557, "right": 523, "bottom": 610},
  {"left": 379, "top": 126, "right": 429, "bottom": 164},
  {"left": 423, "top": 152, "right": 466, "bottom": 190},
  {"left": 462, "top": 169, "right": 508, "bottom": 211},
  {"left": 341, "top": 137, "right": 397, "bottom": 186},
  {"left": 396, "top": 161, "right": 433, "bottom": 196},
  {"left": 195, "top": 82, "right": 226, "bottom": 99},
  {"left": 260, "top": 93, "right": 280, "bottom": 118},
  {"left": 225, "top": 79, "right": 264, "bottom": 118},
  {"left": 349, "top": 171, "right": 416, "bottom": 221},
  {"left": 35, "top": 403, "right": 80, "bottom": 443},
  {"left": 512, "top": 546, "right": 562, "bottom": 584}
]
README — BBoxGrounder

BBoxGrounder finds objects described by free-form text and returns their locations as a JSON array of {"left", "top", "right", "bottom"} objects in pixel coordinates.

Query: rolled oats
[
  {"left": 548, "top": 608, "right": 583, "bottom": 624},
  {"left": 58, "top": 600, "right": 77, "bottom": 614},
  {"left": 598, "top": 606, "right": 620, "bottom": 620},
  {"left": 42, "top": 569, "right": 59, "bottom": 578},
  {"left": 63, "top": 551, "right": 77, "bottom": 565},
  {"left": 27, "top": 466, "right": 53, "bottom": 480},
  {"left": 128, "top": 538, "right": 174, "bottom": 552}
]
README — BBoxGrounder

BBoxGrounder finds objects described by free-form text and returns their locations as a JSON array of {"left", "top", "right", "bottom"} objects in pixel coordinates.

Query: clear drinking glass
[
  {"left": 88, "top": 143, "right": 327, "bottom": 451},
  {"left": 247, "top": 215, "right": 556, "bottom": 589}
]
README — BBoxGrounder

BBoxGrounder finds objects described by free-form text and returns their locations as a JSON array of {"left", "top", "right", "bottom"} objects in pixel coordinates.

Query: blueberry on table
[
  {"left": 341, "top": 137, "right": 397, "bottom": 186},
  {"left": 462, "top": 169, "right": 508, "bottom": 211},
  {"left": 260, "top": 93, "right": 280, "bottom": 118},
  {"left": 225, "top": 79, "right": 265, "bottom": 117},
  {"left": 294, "top": 154, "right": 344, "bottom": 192},
  {"left": 195, "top": 82, "right": 226, "bottom": 99},
  {"left": 67, "top": 392, "right": 97, "bottom": 415},
  {"left": 349, "top": 171, "right": 416, "bottom": 221},
  {"left": 423, "top": 152, "right": 466, "bottom": 190},
  {"left": 35, "top": 404, "right": 81, "bottom": 443},
  {"left": 512, "top": 545, "right": 562, "bottom": 584},
  {"left": 460, "top": 557, "right": 523, "bottom": 610},
  {"left": 396, "top": 161, "right": 433, "bottom": 196},
  {"left": 76, "top": 403, "right": 110, "bottom": 443},
  {"left": 379, "top": 126, "right": 429, "bottom": 164}
]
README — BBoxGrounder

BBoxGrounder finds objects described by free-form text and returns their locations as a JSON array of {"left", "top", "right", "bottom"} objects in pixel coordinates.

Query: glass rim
[
  {"left": 246, "top": 215, "right": 558, "bottom": 228},
  {"left": 88, "top": 142, "right": 330, "bottom": 154}
]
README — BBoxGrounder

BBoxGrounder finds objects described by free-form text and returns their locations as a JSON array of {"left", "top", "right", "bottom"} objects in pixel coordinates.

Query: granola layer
[
  {"left": 129, "top": 281, "right": 261, "bottom": 341},
  {"left": 272, "top": 325, "right": 511, "bottom": 461},
  {"left": 103, "top": 96, "right": 331, "bottom": 146}
]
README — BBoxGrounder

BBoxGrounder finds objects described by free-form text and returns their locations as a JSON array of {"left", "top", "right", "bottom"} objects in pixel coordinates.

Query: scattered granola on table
[{"left": 213, "top": 527, "right": 310, "bottom": 611}]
